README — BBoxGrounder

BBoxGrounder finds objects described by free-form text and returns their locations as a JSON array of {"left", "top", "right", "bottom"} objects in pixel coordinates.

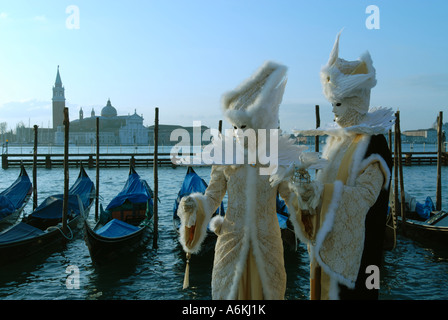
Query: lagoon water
[{"left": 0, "top": 144, "right": 447, "bottom": 300}]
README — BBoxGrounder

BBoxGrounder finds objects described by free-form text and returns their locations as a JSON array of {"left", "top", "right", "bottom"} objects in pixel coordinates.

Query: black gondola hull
[
  {"left": 0, "top": 213, "right": 86, "bottom": 266},
  {"left": 83, "top": 166, "right": 154, "bottom": 265},
  {"left": 397, "top": 212, "right": 448, "bottom": 243},
  {"left": 0, "top": 166, "right": 94, "bottom": 266},
  {"left": 84, "top": 219, "right": 152, "bottom": 265}
]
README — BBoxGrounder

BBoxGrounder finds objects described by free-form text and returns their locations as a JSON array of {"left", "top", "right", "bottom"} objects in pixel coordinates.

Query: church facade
[{"left": 53, "top": 67, "right": 149, "bottom": 146}]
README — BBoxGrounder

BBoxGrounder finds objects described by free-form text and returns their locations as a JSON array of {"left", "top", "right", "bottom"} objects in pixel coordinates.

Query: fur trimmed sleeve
[
  {"left": 178, "top": 166, "right": 227, "bottom": 254},
  {"left": 316, "top": 162, "right": 385, "bottom": 288}
]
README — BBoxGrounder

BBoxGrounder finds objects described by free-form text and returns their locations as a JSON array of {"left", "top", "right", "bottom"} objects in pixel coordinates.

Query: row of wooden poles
[
  {"left": 30, "top": 105, "right": 444, "bottom": 250},
  {"left": 30, "top": 107, "right": 222, "bottom": 249},
  {"left": 392, "top": 110, "right": 444, "bottom": 234},
  {"left": 29, "top": 107, "right": 161, "bottom": 248}
]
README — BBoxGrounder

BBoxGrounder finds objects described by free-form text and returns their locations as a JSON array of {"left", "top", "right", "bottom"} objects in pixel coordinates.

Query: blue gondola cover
[
  {"left": 276, "top": 196, "right": 289, "bottom": 229},
  {"left": 106, "top": 173, "right": 152, "bottom": 211},
  {"left": 0, "top": 222, "right": 44, "bottom": 243},
  {"left": 0, "top": 196, "right": 16, "bottom": 218},
  {"left": 30, "top": 194, "right": 83, "bottom": 220},
  {"left": 277, "top": 213, "right": 288, "bottom": 229},
  {"left": 0, "top": 171, "right": 32, "bottom": 218},
  {"left": 95, "top": 219, "right": 140, "bottom": 238},
  {"left": 415, "top": 196, "right": 435, "bottom": 220},
  {"left": 29, "top": 169, "right": 94, "bottom": 220},
  {"left": 69, "top": 171, "right": 95, "bottom": 209},
  {"left": 173, "top": 167, "right": 225, "bottom": 219},
  {"left": 276, "top": 196, "right": 289, "bottom": 216}
]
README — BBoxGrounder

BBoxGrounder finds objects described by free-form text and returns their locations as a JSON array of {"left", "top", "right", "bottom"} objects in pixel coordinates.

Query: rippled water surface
[{"left": 0, "top": 145, "right": 447, "bottom": 300}]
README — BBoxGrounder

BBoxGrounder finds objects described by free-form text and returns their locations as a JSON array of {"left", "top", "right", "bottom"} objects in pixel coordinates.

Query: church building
[
  {"left": 53, "top": 67, "right": 149, "bottom": 146},
  {"left": 52, "top": 66, "right": 65, "bottom": 130}
]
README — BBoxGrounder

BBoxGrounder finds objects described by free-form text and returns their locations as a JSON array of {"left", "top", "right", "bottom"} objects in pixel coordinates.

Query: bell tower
[{"left": 52, "top": 66, "right": 65, "bottom": 129}]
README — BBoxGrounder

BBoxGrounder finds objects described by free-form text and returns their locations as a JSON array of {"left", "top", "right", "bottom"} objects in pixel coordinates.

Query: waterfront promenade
[{"left": 1, "top": 150, "right": 447, "bottom": 169}]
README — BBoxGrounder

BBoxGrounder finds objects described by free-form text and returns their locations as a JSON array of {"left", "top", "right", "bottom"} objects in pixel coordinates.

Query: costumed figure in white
[
  {"left": 291, "top": 32, "right": 394, "bottom": 300},
  {"left": 177, "top": 61, "right": 317, "bottom": 300}
]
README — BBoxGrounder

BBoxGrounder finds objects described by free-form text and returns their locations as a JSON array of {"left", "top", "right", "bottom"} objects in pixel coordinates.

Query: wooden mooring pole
[
  {"left": 436, "top": 111, "right": 443, "bottom": 211},
  {"left": 33, "top": 125, "right": 38, "bottom": 210},
  {"left": 396, "top": 111, "right": 406, "bottom": 232},
  {"left": 310, "top": 104, "right": 322, "bottom": 300},
  {"left": 315, "top": 105, "right": 320, "bottom": 153},
  {"left": 95, "top": 117, "right": 100, "bottom": 221},
  {"left": 388, "top": 129, "right": 392, "bottom": 151},
  {"left": 62, "top": 107, "right": 70, "bottom": 234},
  {"left": 393, "top": 111, "right": 400, "bottom": 231},
  {"left": 153, "top": 107, "right": 159, "bottom": 249}
]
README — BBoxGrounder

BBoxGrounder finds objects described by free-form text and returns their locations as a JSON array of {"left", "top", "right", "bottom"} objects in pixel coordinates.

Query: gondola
[
  {"left": 0, "top": 166, "right": 94, "bottom": 266},
  {"left": 0, "top": 165, "right": 33, "bottom": 230},
  {"left": 395, "top": 194, "right": 448, "bottom": 242},
  {"left": 399, "top": 211, "right": 448, "bottom": 242},
  {"left": 84, "top": 166, "right": 154, "bottom": 265}
]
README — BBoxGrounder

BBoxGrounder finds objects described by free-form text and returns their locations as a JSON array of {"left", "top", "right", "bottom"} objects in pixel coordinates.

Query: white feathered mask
[
  {"left": 321, "top": 31, "right": 377, "bottom": 115},
  {"left": 221, "top": 61, "right": 287, "bottom": 130}
]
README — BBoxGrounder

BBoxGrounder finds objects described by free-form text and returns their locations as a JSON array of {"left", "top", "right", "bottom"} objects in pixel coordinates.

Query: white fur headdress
[
  {"left": 321, "top": 31, "right": 377, "bottom": 115},
  {"left": 222, "top": 61, "right": 287, "bottom": 130}
]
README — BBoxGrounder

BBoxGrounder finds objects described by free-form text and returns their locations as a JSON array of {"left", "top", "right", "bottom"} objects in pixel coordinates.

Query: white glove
[
  {"left": 269, "top": 163, "right": 295, "bottom": 187},
  {"left": 294, "top": 181, "right": 323, "bottom": 212},
  {"left": 179, "top": 196, "right": 197, "bottom": 227}
]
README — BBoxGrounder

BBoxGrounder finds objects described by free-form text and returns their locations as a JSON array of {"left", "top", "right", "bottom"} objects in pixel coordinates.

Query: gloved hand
[
  {"left": 294, "top": 180, "right": 323, "bottom": 212},
  {"left": 179, "top": 196, "right": 197, "bottom": 227}
]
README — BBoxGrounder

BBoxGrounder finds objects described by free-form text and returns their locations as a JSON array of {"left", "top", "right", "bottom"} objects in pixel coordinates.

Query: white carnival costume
[
  {"left": 291, "top": 32, "right": 394, "bottom": 300},
  {"left": 177, "top": 61, "right": 316, "bottom": 300}
]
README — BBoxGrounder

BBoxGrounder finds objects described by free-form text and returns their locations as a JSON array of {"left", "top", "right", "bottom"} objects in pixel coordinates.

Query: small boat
[
  {"left": 0, "top": 165, "right": 33, "bottom": 230},
  {"left": 399, "top": 211, "right": 448, "bottom": 242},
  {"left": 395, "top": 194, "right": 448, "bottom": 242},
  {"left": 84, "top": 166, "right": 154, "bottom": 265},
  {"left": 173, "top": 167, "right": 225, "bottom": 254},
  {"left": 0, "top": 166, "right": 95, "bottom": 266}
]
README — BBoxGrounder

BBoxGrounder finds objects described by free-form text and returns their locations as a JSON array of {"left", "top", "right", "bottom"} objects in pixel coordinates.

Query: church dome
[{"left": 101, "top": 99, "right": 117, "bottom": 117}]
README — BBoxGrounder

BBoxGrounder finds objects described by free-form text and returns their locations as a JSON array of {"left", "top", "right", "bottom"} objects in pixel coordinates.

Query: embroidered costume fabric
[
  {"left": 291, "top": 31, "right": 394, "bottom": 299},
  {"left": 177, "top": 61, "right": 307, "bottom": 300},
  {"left": 179, "top": 164, "right": 296, "bottom": 299}
]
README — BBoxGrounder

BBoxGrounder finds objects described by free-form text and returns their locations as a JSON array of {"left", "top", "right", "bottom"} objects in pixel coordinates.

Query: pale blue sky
[{"left": 0, "top": 0, "right": 447, "bottom": 132}]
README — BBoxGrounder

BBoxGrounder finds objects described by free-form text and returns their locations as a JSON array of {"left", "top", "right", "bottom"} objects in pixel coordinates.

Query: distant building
[
  {"left": 51, "top": 67, "right": 149, "bottom": 145},
  {"left": 148, "top": 124, "right": 210, "bottom": 146},
  {"left": 52, "top": 66, "right": 65, "bottom": 130},
  {"left": 402, "top": 128, "right": 438, "bottom": 144},
  {"left": 119, "top": 112, "right": 149, "bottom": 145},
  {"left": 66, "top": 99, "right": 149, "bottom": 146}
]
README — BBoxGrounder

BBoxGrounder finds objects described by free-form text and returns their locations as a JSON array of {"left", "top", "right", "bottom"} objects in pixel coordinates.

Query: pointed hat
[
  {"left": 221, "top": 61, "right": 287, "bottom": 130},
  {"left": 320, "top": 31, "right": 377, "bottom": 114}
]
